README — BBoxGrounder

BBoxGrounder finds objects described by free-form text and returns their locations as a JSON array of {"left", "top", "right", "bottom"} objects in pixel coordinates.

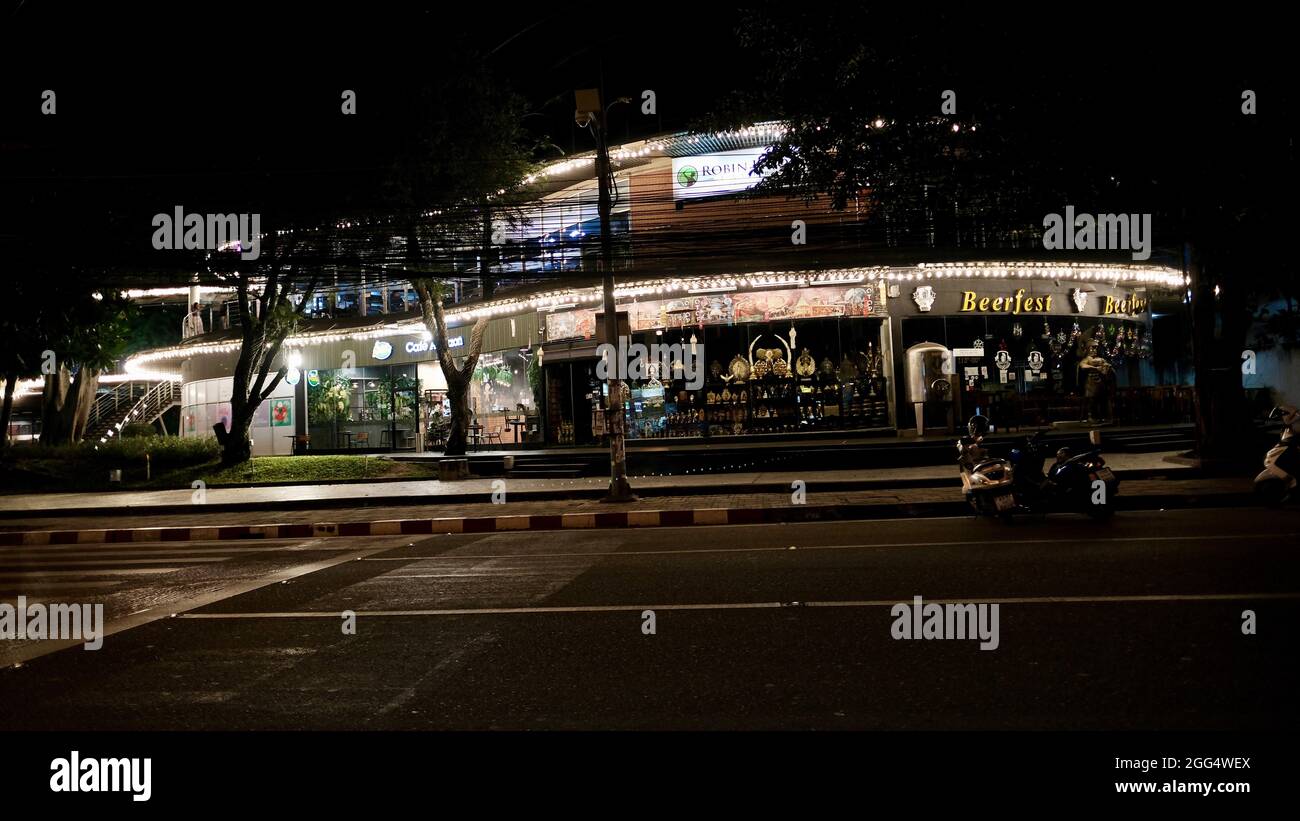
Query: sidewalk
[
  {"left": 0, "top": 475, "right": 1258, "bottom": 545},
  {"left": 0, "top": 450, "right": 1195, "bottom": 519},
  {"left": 0, "top": 446, "right": 1260, "bottom": 546}
]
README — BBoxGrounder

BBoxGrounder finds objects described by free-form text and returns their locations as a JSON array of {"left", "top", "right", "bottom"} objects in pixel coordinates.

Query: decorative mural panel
[
  {"left": 732, "top": 286, "right": 882, "bottom": 323},
  {"left": 545, "top": 309, "right": 597, "bottom": 341}
]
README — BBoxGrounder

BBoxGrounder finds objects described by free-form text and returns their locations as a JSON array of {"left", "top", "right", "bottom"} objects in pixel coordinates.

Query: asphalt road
[{"left": 2, "top": 507, "right": 1297, "bottom": 730}]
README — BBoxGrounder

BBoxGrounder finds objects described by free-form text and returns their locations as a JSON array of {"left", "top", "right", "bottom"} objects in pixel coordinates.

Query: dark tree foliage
[{"left": 714, "top": 7, "right": 1294, "bottom": 458}]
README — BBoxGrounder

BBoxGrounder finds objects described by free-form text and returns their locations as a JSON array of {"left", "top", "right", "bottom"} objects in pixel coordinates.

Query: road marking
[
  {"left": 0, "top": 567, "right": 183, "bottom": 579},
  {"left": 175, "top": 591, "right": 1300, "bottom": 620},
  {"left": 356, "top": 531, "right": 1298, "bottom": 562},
  {"left": 383, "top": 573, "right": 511, "bottom": 579},
  {"left": 0, "top": 581, "right": 122, "bottom": 591},
  {"left": 0, "top": 543, "right": 349, "bottom": 557},
  {"left": 0, "top": 538, "right": 406, "bottom": 667},
  {"left": 0, "top": 557, "right": 228, "bottom": 567},
  {"left": 179, "top": 601, "right": 786, "bottom": 618}
]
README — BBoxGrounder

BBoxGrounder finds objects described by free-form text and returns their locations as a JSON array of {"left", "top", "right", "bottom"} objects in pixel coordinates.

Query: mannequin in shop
[{"left": 1077, "top": 341, "right": 1114, "bottom": 422}]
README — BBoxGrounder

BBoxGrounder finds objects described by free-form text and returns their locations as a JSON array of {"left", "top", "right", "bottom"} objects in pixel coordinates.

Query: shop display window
[{"left": 611, "top": 316, "right": 891, "bottom": 440}]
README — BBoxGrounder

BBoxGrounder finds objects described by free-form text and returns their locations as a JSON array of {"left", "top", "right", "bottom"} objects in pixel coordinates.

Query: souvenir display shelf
[{"left": 620, "top": 344, "right": 891, "bottom": 438}]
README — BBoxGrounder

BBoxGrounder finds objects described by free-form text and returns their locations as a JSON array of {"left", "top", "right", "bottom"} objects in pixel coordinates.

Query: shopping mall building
[{"left": 122, "top": 126, "right": 1192, "bottom": 456}]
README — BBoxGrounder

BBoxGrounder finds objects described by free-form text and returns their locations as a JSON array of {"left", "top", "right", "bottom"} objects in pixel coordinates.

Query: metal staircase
[{"left": 84, "top": 379, "right": 180, "bottom": 442}]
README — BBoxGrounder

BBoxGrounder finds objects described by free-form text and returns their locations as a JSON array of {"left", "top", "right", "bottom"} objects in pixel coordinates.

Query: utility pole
[
  {"left": 481, "top": 205, "right": 495, "bottom": 300},
  {"left": 576, "top": 88, "right": 635, "bottom": 502}
]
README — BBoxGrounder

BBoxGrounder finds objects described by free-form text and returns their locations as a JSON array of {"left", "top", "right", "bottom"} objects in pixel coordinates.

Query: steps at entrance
[
  {"left": 506, "top": 455, "right": 598, "bottom": 479},
  {"left": 1109, "top": 431, "right": 1195, "bottom": 453}
]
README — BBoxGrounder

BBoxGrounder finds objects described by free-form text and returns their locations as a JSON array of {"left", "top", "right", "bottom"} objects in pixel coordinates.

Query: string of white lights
[{"left": 123, "top": 262, "right": 1185, "bottom": 374}]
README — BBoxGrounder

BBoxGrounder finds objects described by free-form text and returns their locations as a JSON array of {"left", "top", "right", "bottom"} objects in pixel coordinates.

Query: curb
[
  {"left": 0, "top": 492, "right": 1258, "bottom": 546},
  {"left": 0, "top": 466, "right": 1199, "bottom": 521}
]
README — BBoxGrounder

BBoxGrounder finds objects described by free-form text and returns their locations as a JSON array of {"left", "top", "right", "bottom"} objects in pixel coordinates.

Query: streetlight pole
[{"left": 577, "top": 89, "right": 636, "bottom": 502}]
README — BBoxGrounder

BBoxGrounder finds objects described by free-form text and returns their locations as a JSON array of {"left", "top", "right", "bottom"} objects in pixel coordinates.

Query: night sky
[{"left": 0, "top": 4, "right": 1290, "bottom": 286}]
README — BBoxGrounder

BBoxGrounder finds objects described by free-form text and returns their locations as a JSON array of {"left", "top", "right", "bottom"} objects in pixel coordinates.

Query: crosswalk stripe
[
  {"left": 0, "top": 567, "right": 183, "bottom": 579},
  {"left": 0, "top": 557, "right": 228, "bottom": 568},
  {"left": 0, "top": 581, "right": 123, "bottom": 591},
  {"left": 175, "top": 591, "right": 1300, "bottom": 620}
]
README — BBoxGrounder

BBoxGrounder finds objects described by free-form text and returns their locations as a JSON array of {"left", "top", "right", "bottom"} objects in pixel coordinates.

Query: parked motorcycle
[
  {"left": 957, "top": 416, "right": 1017, "bottom": 519},
  {"left": 958, "top": 416, "right": 1119, "bottom": 520},
  {"left": 1254, "top": 405, "right": 1300, "bottom": 505},
  {"left": 1009, "top": 428, "right": 1119, "bottom": 519}
]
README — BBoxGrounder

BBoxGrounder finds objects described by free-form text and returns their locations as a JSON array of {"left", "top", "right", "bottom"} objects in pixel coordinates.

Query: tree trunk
[
  {"left": 67, "top": 367, "right": 99, "bottom": 442},
  {"left": 220, "top": 407, "right": 254, "bottom": 466},
  {"left": 39, "top": 367, "right": 71, "bottom": 445},
  {"left": 444, "top": 374, "right": 470, "bottom": 456},
  {"left": 0, "top": 371, "right": 16, "bottom": 449},
  {"left": 414, "top": 279, "right": 488, "bottom": 459},
  {"left": 1189, "top": 248, "right": 1253, "bottom": 464},
  {"left": 218, "top": 270, "right": 308, "bottom": 468}
]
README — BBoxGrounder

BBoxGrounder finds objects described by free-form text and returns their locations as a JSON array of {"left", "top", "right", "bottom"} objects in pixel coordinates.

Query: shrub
[
  {"left": 90, "top": 435, "right": 219, "bottom": 467},
  {"left": 3, "top": 436, "right": 217, "bottom": 468},
  {"left": 120, "top": 421, "right": 157, "bottom": 439}
]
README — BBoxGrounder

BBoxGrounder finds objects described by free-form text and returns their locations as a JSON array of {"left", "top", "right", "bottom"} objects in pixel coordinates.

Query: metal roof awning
[{"left": 539, "top": 340, "right": 602, "bottom": 364}]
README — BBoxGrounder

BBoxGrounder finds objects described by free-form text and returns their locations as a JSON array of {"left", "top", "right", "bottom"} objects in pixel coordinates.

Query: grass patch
[
  {"left": 200, "top": 455, "right": 436, "bottom": 486},
  {"left": 1, "top": 440, "right": 436, "bottom": 493}
]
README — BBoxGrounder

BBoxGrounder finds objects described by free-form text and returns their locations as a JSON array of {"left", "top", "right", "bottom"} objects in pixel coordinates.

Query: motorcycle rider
[{"left": 1256, "top": 404, "right": 1300, "bottom": 504}]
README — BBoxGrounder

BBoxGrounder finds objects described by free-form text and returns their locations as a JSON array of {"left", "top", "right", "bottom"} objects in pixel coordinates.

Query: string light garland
[{"left": 124, "top": 261, "right": 1184, "bottom": 375}]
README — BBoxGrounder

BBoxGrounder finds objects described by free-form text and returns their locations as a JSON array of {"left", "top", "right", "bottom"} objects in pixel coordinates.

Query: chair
[
  {"left": 352, "top": 432, "right": 369, "bottom": 449},
  {"left": 426, "top": 429, "right": 446, "bottom": 452}
]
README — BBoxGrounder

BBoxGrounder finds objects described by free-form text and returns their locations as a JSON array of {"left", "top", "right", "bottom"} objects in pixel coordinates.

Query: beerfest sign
[
  {"left": 959, "top": 289, "right": 1053, "bottom": 314},
  {"left": 1100, "top": 294, "right": 1148, "bottom": 316},
  {"left": 957, "top": 287, "right": 1148, "bottom": 316}
]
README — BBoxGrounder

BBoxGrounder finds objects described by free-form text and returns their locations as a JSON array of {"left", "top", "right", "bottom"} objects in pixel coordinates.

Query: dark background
[{"left": 0, "top": 3, "right": 1290, "bottom": 286}]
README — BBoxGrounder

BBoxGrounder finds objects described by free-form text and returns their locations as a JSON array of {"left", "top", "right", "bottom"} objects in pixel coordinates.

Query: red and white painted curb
[
  {"left": 0, "top": 505, "right": 857, "bottom": 546},
  {"left": 0, "top": 489, "right": 1253, "bottom": 546}
]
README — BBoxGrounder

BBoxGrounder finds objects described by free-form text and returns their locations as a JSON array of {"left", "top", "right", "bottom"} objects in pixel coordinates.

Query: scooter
[
  {"left": 1254, "top": 405, "right": 1300, "bottom": 505},
  {"left": 1009, "top": 428, "right": 1119, "bottom": 519},
  {"left": 957, "top": 416, "right": 1017, "bottom": 519}
]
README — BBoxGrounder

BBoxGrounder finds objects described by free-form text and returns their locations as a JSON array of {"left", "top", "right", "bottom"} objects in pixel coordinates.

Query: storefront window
[
  {"left": 901, "top": 314, "right": 1156, "bottom": 427},
  {"left": 469, "top": 349, "right": 540, "bottom": 446},
  {"left": 306, "top": 365, "right": 420, "bottom": 450},
  {"left": 598, "top": 316, "right": 891, "bottom": 440}
]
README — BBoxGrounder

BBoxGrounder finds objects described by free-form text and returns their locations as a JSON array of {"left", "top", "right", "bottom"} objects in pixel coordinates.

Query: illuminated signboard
[
  {"left": 404, "top": 335, "right": 463, "bottom": 354},
  {"left": 671, "top": 147, "right": 773, "bottom": 201},
  {"left": 959, "top": 289, "right": 1054, "bottom": 314},
  {"left": 1101, "top": 294, "right": 1148, "bottom": 315}
]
